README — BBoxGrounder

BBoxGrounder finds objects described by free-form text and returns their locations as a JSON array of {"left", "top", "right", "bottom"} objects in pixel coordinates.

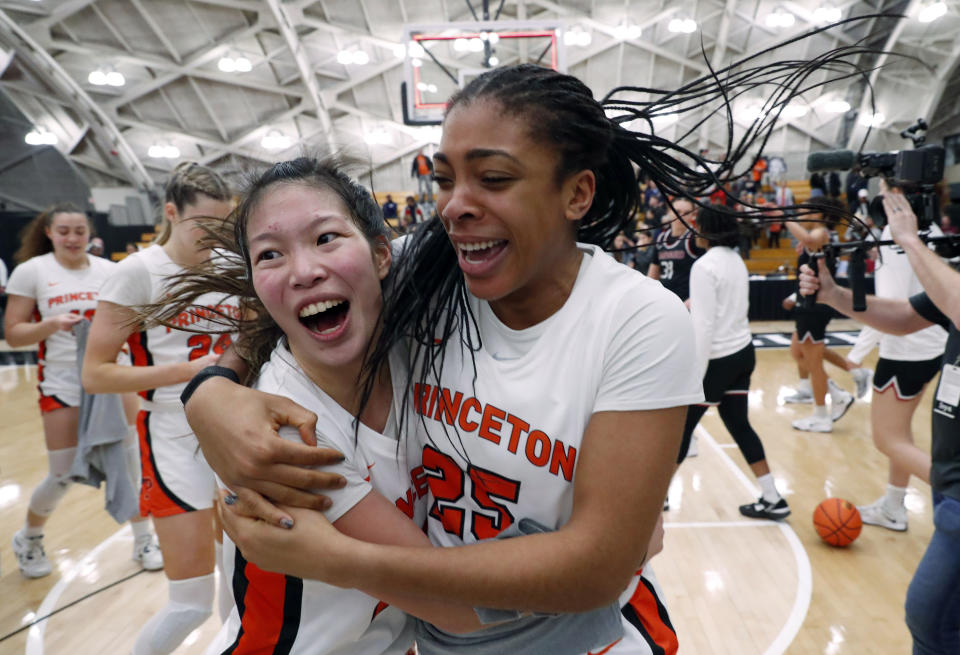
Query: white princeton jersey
[
  {"left": 874, "top": 225, "right": 947, "bottom": 361},
  {"left": 5, "top": 252, "right": 115, "bottom": 367},
  {"left": 409, "top": 244, "right": 701, "bottom": 652},
  {"left": 208, "top": 342, "right": 424, "bottom": 655},
  {"left": 97, "top": 244, "right": 240, "bottom": 407}
]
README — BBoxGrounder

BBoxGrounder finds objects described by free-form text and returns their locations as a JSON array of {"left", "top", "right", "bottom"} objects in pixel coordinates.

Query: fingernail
[
  {"left": 224, "top": 494, "right": 237, "bottom": 505},
  {"left": 321, "top": 498, "right": 333, "bottom": 511},
  {"left": 280, "top": 518, "right": 294, "bottom": 529},
  {"left": 338, "top": 477, "right": 348, "bottom": 488}
]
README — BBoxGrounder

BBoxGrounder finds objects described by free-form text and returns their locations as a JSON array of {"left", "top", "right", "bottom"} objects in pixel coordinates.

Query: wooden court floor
[{"left": 0, "top": 328, "right": 934, "bottom": 655}]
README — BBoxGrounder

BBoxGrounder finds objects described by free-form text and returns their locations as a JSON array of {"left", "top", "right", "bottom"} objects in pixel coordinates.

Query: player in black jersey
[{"left": 648, "top": 196, "right": 705, "bottom": 303}]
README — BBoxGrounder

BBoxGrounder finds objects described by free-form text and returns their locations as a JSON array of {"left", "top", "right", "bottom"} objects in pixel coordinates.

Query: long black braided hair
[{"left": 359, "top": 15, "right": 914, "bottom": 455}]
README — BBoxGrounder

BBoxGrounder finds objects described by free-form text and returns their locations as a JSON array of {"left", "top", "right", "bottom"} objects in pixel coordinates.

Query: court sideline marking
[
  {"left": 667, "top": 424, "right": 812, "bottom": 655},
  {"left": 27, "top": 525, "right": 131, "bottom": 655}
]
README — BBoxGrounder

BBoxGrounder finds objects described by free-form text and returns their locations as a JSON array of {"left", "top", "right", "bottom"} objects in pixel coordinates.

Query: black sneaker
[{"left": 739, "top": 497, "right": 791, "bottom": 520}]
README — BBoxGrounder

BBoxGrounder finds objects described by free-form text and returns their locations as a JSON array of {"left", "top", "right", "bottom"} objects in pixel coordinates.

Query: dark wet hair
[
  {"left": 140, "top": 156, "right": 390, "bottom": 384},
  {"left": 696, "top": 205, "right": 740, "bottom": 248},
  {"left": 14, "top": 202, "right": 92, "bottom": 263}
]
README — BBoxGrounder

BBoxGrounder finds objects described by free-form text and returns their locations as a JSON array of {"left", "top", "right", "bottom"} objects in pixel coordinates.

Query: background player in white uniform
[
  {"left": 143, "top": 158, "right": 488, "bottom": 653},
  {"left": 845, "top": 218, "right": 947, "bottom": 530},
  {"left": 187, "top": 65, "right": 704, "bottom": 655},
  {"left": 680, "top": 204, "right": 790, "bottom": 520},
  {"left": 4, "top": 204, "right": 160, "bottom": 578},
  {"left": 82, "top": 163, "right": 236, "bottom": 655}
]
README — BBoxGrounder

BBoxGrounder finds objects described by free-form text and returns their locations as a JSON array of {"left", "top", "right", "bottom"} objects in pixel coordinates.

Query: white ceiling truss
[{"left": 0, "top": 0, "right": 958, "bottom": 193}]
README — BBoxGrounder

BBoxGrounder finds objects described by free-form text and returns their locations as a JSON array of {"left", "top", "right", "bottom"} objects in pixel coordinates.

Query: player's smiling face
[
  {"left": 45, "top": 212, "right": 90, "bottom": 266},
  {"left": 247, "top": 183, "right": 390, "bottom": 377},
  {"left": 434, "top": 99, "right": 594, "bottom": 327}
]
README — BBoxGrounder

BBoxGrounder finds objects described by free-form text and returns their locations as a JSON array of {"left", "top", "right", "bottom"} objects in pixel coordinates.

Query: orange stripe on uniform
[
  {"left": 621, "top": 576, "right": 678, "bottom": 655},
  {"left": 225, "top": 552, "right": 302, "bottom": 654},
  {"left": 588, "top": 638, "right": 622, "bottom": 655},
  {"left": 137, "top": 410, "right": 192, "bottom": 517},
  {"left": 126, "top": 332, "right": 154, "bottom": 401}
]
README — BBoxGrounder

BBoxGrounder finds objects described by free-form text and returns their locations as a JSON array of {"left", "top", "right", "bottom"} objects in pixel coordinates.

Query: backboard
[{"left": 401, "top": 20, "right": 567, "bottom": 126}]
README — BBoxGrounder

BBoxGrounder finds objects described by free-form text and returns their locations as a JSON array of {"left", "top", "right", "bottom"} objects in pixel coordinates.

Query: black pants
[{"left": 678, "top": 343, "right": 766, "bottom": 465}]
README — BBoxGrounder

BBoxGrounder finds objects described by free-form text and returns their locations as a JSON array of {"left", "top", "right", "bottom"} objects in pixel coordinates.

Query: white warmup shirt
[
  {"left": 410, "top": 244, "right": 702, "bottom": 655},
  {"left": 847, "top": 224, "right": 947, "bottom": 364},
  {"left": 5, "top": 252, "right": 115, "bottom": 368},
  {"left": 688, "top": 246, "right": 753, "bottom": 377},
  {"left": 208, "top": 342, "right": 424, "bottom": 655}
]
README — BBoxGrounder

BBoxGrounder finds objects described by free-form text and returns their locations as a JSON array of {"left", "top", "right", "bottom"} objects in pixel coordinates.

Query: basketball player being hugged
[
  {"left": 4, "top": 204, "right": 161, "bottom": 578},
  {"left": 82, "top": 163, "right": 237, "bottom": 655}
]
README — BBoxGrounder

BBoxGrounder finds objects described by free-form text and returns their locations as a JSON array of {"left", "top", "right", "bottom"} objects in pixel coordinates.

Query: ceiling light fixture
[
  {"left": 88, "top": 66, "right": 124, "bottom": 87},
  {"left": 668, "top": 18, "right": 698, "bottom": 33},
  {"left": 261, "top": 130, "right": 291, "bottom": 151},
  {"left": 614, "top": 21, "right": 643, "bottom": 40},
  {"left": 813, "top": 4, "right": 842, "bottom": 23},
  {"left": 824, "top": 99, "right": 851, "bottom": 113},
  {"left": 562, "top": 27, "right": 592, "bottom": 47},
  {"left": 148, "top": 143, "right": 180, "bottom": 159},
  {"left": 918, "top": 1, "right": 947, "bottom": 22},
  {"left": 24, "top": 126, "right": 57, "bottom": 145},
  {"left": 766, "top": 8, "right": 796, "bottom": 28},
  {"left": 858, "top": 112, "right": 885, "bottom": 127}
]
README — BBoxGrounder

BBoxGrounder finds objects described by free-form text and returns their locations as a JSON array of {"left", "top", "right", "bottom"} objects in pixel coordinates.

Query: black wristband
[{"left": 180, "top": 365, "right": 241, "bottom": 406}]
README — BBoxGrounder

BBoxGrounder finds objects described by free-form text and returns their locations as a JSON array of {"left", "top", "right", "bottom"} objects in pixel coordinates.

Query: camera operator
[{"left": 799, "top": 189, "right": 960, "bottom": 655}]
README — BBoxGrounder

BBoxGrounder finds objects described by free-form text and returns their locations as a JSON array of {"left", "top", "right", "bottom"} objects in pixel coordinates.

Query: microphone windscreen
[{"left": 806, "top": 150, "right": 856, "bottom": 172}]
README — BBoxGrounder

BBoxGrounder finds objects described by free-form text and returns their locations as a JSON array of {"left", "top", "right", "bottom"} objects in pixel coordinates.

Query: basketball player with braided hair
[
  {"left": 180, "top": 19, "right": 910, "bottom": 655},
  {"left": 83, "top": 162, "right": 238, "bottom": 655}
]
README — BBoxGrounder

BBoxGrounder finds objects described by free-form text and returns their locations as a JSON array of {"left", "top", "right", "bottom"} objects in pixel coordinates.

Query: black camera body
[{"left": 861, "top": 144, "right": 945, "bottom": 230}]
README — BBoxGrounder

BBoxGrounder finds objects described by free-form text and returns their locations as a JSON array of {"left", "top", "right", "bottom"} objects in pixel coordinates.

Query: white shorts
[
  {"left": 589, "top": 568, "right": 678, "bottom": 655},
  {"left": 37, "top": 363, "right": 81, "bottom": 413},
  {"left": 136, "top": 408, "right": 216, "bottom": 517}
]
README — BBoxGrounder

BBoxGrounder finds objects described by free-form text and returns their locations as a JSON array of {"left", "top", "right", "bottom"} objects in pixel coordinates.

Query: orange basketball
[{"left": 813, "top": 498, "right": 862, "bottom": 547}]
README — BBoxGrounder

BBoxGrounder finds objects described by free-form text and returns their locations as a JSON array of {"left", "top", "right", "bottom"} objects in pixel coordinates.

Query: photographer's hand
[
  {"left": 882, "top": 190, "right": 923, "bottom": 249},
  {"left": 882, "top": 190, "right": 960, "bottom": 326},
  {"left": 798, "top": 262, "right": 836, "bottom": 306}
]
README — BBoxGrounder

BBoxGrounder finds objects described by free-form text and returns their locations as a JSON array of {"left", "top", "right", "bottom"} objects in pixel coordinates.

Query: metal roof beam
[
  {"left": 263, "top": 0, "right": 334, "bottom": 149},
  {"left": 0, "top": 8, "right": 153, "bottom": 189}
]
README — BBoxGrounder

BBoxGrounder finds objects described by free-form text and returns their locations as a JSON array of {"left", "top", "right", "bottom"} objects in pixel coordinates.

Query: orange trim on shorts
[
  {"left": 38, "top": 393, "right": 70, "bottom": 414},
  {"left": 137, "top": 410, "right": 193, "bottom": 517},
  {"left": 622, "top": 576, "right": 679, "bottom": 655},
  {"left": 227, "top": 553, "right": 303, "bottom": 654}
]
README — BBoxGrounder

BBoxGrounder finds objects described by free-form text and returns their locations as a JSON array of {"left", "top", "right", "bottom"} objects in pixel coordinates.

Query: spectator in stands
[
  {"left": 774, "top": 178, "right": 794, "bottom": 208},
  {"left": 124, "top": 242, "right": 138, "bottom": 254},
  {"left": 845, "top": 171, "right": 868, "bottom": 212},
  {"left": 410, "top": 149, "right": 434, "bottom": 202},
  {"left": 828, "top": 171, "right": 842, "bottom": 199},
  {"left": 86, "top": 237, "right": 105, "bottom": 257},
  {"left": 381, "top": 194, "right": 398, "bottom": 220},
  {"left": 941, "top": 212, "right": 958, "bottom": 235},
  {"left": 633, "top": 229, "right": 656, "bottom": 276},
  {"left": 400, "top": 195, "right": 423, "bottom": 233},
  {"left": 643, "top": 178, "right": 661, "bottom": 207},
  {"left": 809, "top": 173, "right": 826, "bottom": 198},
  {"left": 853, "top": 187, "right": 870, "bottom": 218}
]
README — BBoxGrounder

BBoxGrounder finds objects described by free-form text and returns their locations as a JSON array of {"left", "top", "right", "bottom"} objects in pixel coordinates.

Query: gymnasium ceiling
[{"left": 0, "top": 0, "right": 958, "bottom": 193}]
